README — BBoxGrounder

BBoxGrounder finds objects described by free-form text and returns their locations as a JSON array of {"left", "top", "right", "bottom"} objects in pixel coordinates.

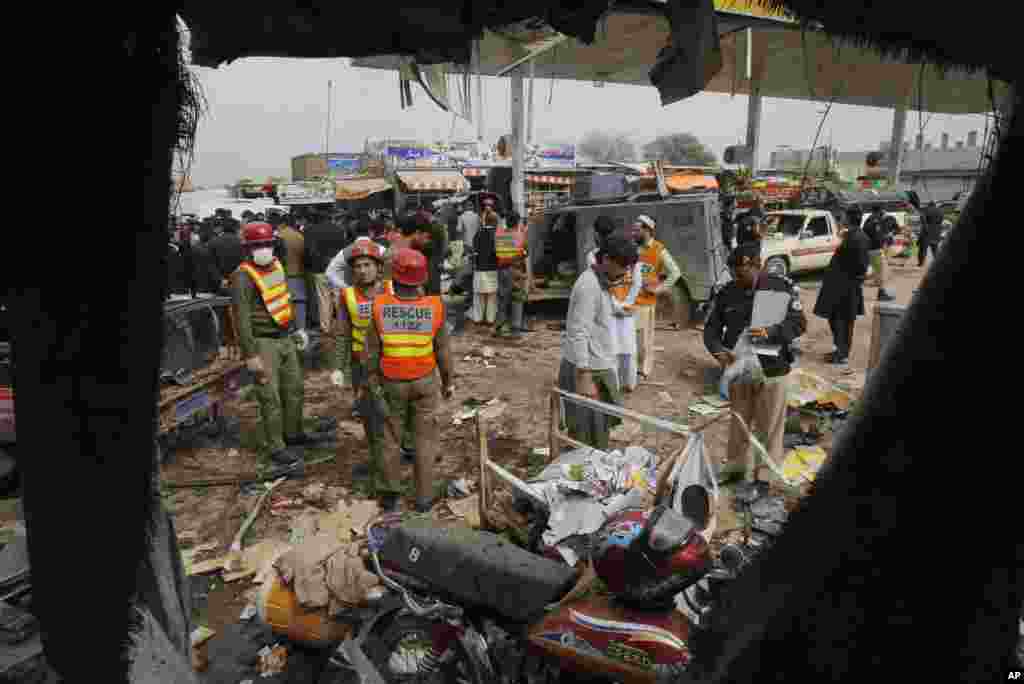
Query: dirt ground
[{"left": 163, "top": 253, "right": 931, "bottom": 640}]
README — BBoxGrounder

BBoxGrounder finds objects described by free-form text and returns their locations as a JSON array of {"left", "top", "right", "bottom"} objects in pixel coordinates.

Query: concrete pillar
[
  {"left": 511, "top": 68, "right": 526, "bottom": 220},
  {"left": 474, "top": 39, "right": 484, "bottom": 143},
  {"left": 887, "top": 100, "right": 908, "bottom": 185},
  {"left": 527, "top": 60, "right": 536, "bottom": 145},
  {"left": 745, "top": 79, "right": 762, "bottom": 176}
]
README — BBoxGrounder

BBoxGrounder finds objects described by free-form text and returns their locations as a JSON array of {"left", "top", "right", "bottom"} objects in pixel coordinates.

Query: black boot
[
  {"left": 284, "top": 431, "right": 334, "bottom": 447},
  {"left": 415, "top": 496, "right": 434, "bottom": 514},
  {"left": 379, "top": 494, "right": 400, "bottom": 513},
  {"left": 400, "top": 446, "right": 417, "bottom": 464},
  {"left": 268, "top": 447, "right": 302, "bottom": 466}
]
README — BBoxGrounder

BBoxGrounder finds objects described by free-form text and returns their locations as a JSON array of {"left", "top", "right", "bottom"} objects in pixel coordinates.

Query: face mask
[{"left": 252, "top": 247, "right": 274, "bottom": 266}]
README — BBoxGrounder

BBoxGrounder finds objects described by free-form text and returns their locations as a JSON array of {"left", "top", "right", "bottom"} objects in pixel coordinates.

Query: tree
[
  {"left": 642, "top": 132, "right": 717, "bottom": 166},
  {"left": 578, "top": 130, "right": 637, "bottom": 163}
]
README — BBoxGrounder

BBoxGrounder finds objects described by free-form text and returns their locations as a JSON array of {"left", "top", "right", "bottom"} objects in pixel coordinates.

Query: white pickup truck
[{"left": 759, "top": 209, "right": 842, "bottom": 277}]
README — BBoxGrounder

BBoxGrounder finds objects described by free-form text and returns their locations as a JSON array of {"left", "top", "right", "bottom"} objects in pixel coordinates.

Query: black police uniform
[{"left": 703, "top": 273, "right": 807, "bottom": 378}]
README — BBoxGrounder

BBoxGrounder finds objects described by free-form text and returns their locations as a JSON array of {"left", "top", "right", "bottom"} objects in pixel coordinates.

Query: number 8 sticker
[{"left": 409, "top": 547, "right": 421, "bottom": 563}]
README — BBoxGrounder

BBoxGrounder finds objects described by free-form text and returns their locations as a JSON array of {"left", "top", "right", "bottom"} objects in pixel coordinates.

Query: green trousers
[{"left": 253, "top": 336, "right": 305, "bottom": 453}]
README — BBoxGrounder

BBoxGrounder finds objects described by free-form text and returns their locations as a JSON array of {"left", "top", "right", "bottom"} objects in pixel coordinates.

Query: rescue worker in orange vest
[
  {"left": 364, "top": 248, "right": 454, "bottom": 513},
  {"left": 330, "top": 241, "right": 395, "bottom": 489},
  {"left": 232, "top": 222, "right": 324, "bottom": 467},
  {"left": 632, "top": 215, "right": 682, "bottom": 380},
  {"left": 494, "top": 210, "right": 529, "bottom": 338}
]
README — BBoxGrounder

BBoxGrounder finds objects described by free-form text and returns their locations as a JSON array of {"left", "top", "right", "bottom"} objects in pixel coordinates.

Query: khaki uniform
[
  {"left": 231, "top": 260, "right": 304, "bottom": 453},
  {"left": 333, "top": 279, "right": 393, "bottom": 495},
  {"left": 365, "top": 291, "right": 451, "bottom": 502}
]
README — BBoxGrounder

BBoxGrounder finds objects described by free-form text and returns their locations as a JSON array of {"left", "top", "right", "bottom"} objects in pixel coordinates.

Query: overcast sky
[{"left": 185, "top": 56, "right": 988, "bottom": 187}]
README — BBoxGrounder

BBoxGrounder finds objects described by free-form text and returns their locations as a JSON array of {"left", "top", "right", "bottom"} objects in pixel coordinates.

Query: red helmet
[
  {"left": 347, "top": 241, "right": 384, "bottom": 266},
  {"left": 242, "top": 222, "right": 274, "bottom": 246},
  {"left": 391, "top": 248, "right": 428, "bottom": 286}
]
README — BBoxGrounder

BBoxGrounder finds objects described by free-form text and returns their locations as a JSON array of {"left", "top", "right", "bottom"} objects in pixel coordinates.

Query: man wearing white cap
[{"left": 632, "top": 214, "right": 682, "bottom": 380}]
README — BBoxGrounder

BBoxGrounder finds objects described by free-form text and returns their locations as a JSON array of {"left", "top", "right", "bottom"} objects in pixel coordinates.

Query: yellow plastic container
[{"left": 259, "top": 575, "right": 352, "bottom": 647}]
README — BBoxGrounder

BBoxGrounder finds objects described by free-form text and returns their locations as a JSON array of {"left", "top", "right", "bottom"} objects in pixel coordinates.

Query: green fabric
[
  {"left": 360, "top": 389, "right": 393, "bottom": 497},
  {"left": 382, "top": 384, "right": 417, "bottom": 453},
  {"left": 253, "top": 337, "right": 305, "bottom": 453},
  {"left": 233, "top": 268, "right": 287, "bottom": 359},
  {"left": 565, "top": 368, "right": 621, "bottom": 451}
]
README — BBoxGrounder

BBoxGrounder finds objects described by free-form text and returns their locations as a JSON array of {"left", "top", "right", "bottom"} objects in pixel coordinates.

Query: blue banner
[{"left": 328, "top": 156, "right": 362, "bottom": 172}]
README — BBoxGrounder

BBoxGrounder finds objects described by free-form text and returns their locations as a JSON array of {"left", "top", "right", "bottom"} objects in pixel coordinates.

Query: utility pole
[{"left": 324, "top": 80, "right": 332, "bottom": 176}]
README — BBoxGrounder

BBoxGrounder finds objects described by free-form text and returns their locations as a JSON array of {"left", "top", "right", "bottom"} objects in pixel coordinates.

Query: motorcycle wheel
[{"left": 365, "top": 613, "right": 490, "bottom": 684}]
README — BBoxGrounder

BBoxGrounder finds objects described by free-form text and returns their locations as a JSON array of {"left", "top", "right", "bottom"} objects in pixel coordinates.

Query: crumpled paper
[{"left": 532, "top": 446, "right": 657, "bottom": 549}]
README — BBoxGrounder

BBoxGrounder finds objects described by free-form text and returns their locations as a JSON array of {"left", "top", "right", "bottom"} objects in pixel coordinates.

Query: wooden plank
[
  {"left": 552, "top": 388, "right": 691, "bottom": 436},
  {"left": 476, "top": 413, "right": 489, "bottom": 530}
]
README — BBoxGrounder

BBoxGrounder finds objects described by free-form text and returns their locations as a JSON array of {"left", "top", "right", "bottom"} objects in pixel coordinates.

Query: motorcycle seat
[{"left": 379, "top": 519, "right": 579, "bottom": 624}]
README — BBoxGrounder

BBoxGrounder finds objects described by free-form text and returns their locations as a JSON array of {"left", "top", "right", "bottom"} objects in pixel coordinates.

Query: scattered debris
[
  {"left": 288, "top": 512, "right": 321, "bottom": 546},
  {"left": 781, "top": 446, "right": 827, "bottom": 484},
  {"left": 482, "top": 347, "right": 496, "bottom": 358},
  {"left": 447, "top": 478, "right": 472, "bottom": 498},
  {"left": 302, "top": 482, "right": 326, "bottom": 505},
  {"left": 225, "top": 539, "right": 293, "bottom": 584},
  {"left": 176, "top": 530, "right": 199, "bottom": 547},
  {"left": 190, "top": 626, "right": 216, "bottom": 673},
  {"left": 531, "top": 447, "right": 550, "bottom": 458},
  {"left": 452, "top": 398, "right": 505, "bottom": 425},
  {"left": 272, "top": 535, "right": 384, "bottom": 615},
  {"left": 344, "top": 499, "right": 381, "bottom": 538},
  {"left": 231, "top": 477, "right": 287, "bottom": 554},
  {"left": 701, "top": 395, "right": 730, "bottom": 409},
  {"left": 258, "top": 643, "right": 288, "bottom": 678},
  {"left": 270, "top": 497, "right": 305, "bottom": 517},
  {"left": 658, "top": 391, "right": 675, "bottom": 404},
  {"left": 689, "top": 400, "right": 723, "bottom": 417},
  {"left": 609, "top": 422, "right": 642, "bottom": 442},
  {"left": 447, "top": 494, "right": 482, "bottom": 529},
  {"left": 654, "top": 346, "right": 666, "bottom": 352},
  {"left": 239, "top": 604, "right": 258, "bottom": 622}
]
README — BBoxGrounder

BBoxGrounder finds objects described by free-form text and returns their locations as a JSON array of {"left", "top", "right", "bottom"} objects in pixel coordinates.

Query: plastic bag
[
  {"left": 719, "top": 329, "right": 765, "bottom": 400},
  {"left": 665, "top": 433, "right": 719, "bottom": 539}
]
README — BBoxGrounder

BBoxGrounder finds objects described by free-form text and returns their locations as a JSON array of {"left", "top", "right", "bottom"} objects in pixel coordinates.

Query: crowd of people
[
  {"left": 166, "top": 199, "right": 528, "bottom": 512},
  {"left": 164, "top": 190, "right": 949, "bottom": 510}
]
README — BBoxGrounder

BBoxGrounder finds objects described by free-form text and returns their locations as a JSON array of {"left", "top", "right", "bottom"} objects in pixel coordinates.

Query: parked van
[{"left": 526, "top": 191, "right": 731, "bottom": 326}]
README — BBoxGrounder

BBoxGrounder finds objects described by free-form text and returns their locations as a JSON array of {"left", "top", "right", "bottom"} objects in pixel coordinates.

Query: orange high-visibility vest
[
  {"left": 238, "top": 259, "right": 293, "bottom": 329},
  {"left": 635, "top": 239, "right": 665, "bottom": 307},
  {"left": 342, "top": 280, "right": 394, "bottom": 354},
  {"left": 372, "top": 293, "right": 443, "bottom": 381},
  {"left": 495, "top": 223, "right": 526, "bottom": 267},
  {"left": 609, "top": 268, "right": 634, "bottom": 304}
]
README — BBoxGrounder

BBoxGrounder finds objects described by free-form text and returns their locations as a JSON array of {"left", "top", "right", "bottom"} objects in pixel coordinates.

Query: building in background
[
  {"left": 769, "top": 131, "right": 985, "bottom": 202},
  {"left": 291, "top": 152, "right": 365, "bottom": 181}
]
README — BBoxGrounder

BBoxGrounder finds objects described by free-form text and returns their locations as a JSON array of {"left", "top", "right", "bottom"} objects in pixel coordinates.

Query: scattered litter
[
  {"left": 654, "top": 346, "right": 666, "bottom": 352},
  {"left": 447, "top": 478, "right": 472, "bottom": 498},
  {"left": 609, "top": 422, "right": 641, "bottom": 442},
  {"left": 239, "top": 604, "right": 258, "bottom": 621},
  {"left": 317, "top": 508, "right": 354, "bottom": 544},
  {"left": 658, "top": 391, "right": 675, "bottom": 404},
  {"left": 259, "top": 644, "right": 288, "bottom": 677},
  {"left": 302, "top": 482, "right": 326, "bottom": 505},
  {"left": 530, "top": 446, "right": 658, "bottom": 549},
  {"left": 701, "top": 395, "right": 730, "bottom": 409},
  {"left": 531, "top": 447, "right": 550, "bottom": 458},
  {"left": 225, "top": 539, "right": 293, "bottom": 584},
  {"left": 344, "top": 499, "right": 381, "bottom": 538},
  {"left": 177, "top": 530, "right": 199, "bottom": 547},
  {"left": 190, "top": 625, "right": 216, "bottom": 672},
  {"left": 482, "top": 347, "right": 496, "bottom": 358},
  {"left": 231, "top": 477, "right": 286, "bottom": 554},
  {"left": 555, "top": 545, "right": 579, "bottom": 567},
  {"left": 786, "top": 369, "right": 835, "bottom": 408},
  {"left": 270, "top": 497, "right": 305, "bottom": 516},
  {"left": 453, "top": 398, "right": 505, "bottom": 425},
  {"left": 447, "top": 494, "right": 482, "bottom": 529},
  {"left": 782, "top": 446, "right": 827, "bottom": 484},
  {"left": 688, "top": 402, "right": 723, "bottom": 417},
  {"left": 289, "top": 512, "right": 321, "bottom": 546}
]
